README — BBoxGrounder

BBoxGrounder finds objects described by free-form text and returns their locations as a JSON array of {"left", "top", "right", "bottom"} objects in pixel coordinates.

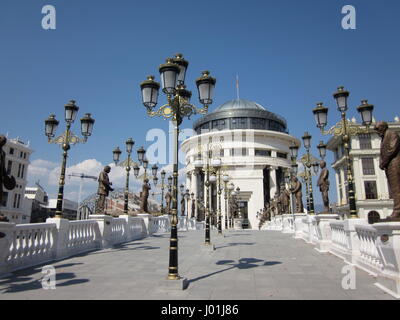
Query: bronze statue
[
  {"left": 139, "top": 178, "right": 151, "bottom": 213},
  {"left": 0, "top": 136, "right": 16, "bottom": 222},
  {"left": 375, "top": 121, "right": 400, "bottom": 220},
  {"left": 96, "top": 165, "right": 113, "bottom": 215},
  {"left": 165, "top": 188, "right": 172, "bottom": 215},
  {"left": 191, "top": 198, "right": 196, "bottom": 218},
  {"left": 180, "top": 196, "right": 185, "bottom": 216},
  {"left": 317, "top": 160, "right": 330, "bottom": 213},
  {"left": 291, "top": 176, "right": 304, "bottom": 213},
  {"left": 280, "top": 185, "right": 290, "bottom": 214}
]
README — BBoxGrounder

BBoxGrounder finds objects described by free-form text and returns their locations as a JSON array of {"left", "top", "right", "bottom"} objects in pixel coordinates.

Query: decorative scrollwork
[{"left": 48, "top": 131, "right": 87, "bottom": 145}]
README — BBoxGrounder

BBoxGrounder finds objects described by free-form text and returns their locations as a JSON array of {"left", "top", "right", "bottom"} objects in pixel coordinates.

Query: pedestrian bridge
[{"left": 0, "top": 214, "right": 397, "bottom": 300}]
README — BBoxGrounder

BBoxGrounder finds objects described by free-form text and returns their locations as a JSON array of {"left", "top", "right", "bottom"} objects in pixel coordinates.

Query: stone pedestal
[
  {"left": 46, "top": 217, "right": 71, "bottom": 260},
  {"left": 293, "top": 214, "right": 307, "bottom": 239},
  {"left": 88, "top": 215, "right": 114, "bottom": 249},
  {"left": 282, "top": 214, "right": 294, "bottom": 234},
  {"left": 313, "top": 214, "right": 339, "bottom": 253},
  {"left": 373, "top": 222, "right": 400, "bottom": 298},
  {"left": 159, "top": 277, "right": 189, "bottom": 290},
  {"left": 302, "top": 215, "right": 316, "bottom": 244},
  {"left": 0, "top": 222, "right": 16, "bottom": 276},
  {"left": 202, "top": 243, "right": 216, "bottom": 252},
  {"left": 137, "top": 213, "right": 153, "bottom": 236}
]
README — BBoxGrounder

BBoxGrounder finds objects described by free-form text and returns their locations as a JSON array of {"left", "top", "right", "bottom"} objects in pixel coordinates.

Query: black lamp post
[
  {"left": 45, "top": 100, "right": 95, "bottom": 218},
  {"left": 312, "top": 87, "right": 374, "bottom": 218},
  {"left": 113, "top": 138, "right": 135, "bottom": 215},
  {"left": 140, "top": 53, "right": 216, "bottom": 282}
]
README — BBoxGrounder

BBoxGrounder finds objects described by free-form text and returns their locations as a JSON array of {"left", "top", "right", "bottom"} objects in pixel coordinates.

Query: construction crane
[{"left": 68, "top": 173, "right": 97, "bottom": 219}]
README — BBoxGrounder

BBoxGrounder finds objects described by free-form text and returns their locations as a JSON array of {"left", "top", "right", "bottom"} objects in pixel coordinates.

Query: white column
[
  {"left": 191, "top": 172, "right": 197, "bottom": 219},
  {"left": 269, "top": 167, "right": 277, "bottom": 199}
]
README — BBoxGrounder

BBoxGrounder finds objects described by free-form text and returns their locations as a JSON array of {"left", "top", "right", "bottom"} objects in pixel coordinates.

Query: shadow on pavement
[
  {"left": 188, "top": 258, "right": 282, "bottom": 285},
  {"left": 215, "top": 242, "right": 255, "bottom": 249}
]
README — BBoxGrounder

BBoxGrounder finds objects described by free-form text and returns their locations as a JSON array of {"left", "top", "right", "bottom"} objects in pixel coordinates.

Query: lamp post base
[
  {"left": 159, "top": 276, "right": 189, "bottom": 290},
  {"left": 202, "top": 243, "right": 215, "bottom": 251}
]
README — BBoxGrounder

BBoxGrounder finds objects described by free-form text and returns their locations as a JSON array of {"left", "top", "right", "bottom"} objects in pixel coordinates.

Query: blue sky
[{"left": 0, "top": 0, "right": 399, "bottom": 203}]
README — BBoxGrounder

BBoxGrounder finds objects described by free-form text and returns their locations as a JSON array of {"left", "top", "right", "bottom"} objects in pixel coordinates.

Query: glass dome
[{"left": 193, "top": 99, "right": 288, "bottom": 134}]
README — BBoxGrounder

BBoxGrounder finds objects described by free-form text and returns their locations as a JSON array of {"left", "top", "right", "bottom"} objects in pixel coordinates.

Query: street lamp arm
[
  {"left": 48, "top": 130, "right": 88, "bottom": 145},
  {"left": 319, "top": 118, "right": 370, "bottom": 137}
]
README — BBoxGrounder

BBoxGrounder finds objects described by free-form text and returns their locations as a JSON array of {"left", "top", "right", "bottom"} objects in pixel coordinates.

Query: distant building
[
  {"left": 24, "top": 182, "right": 49, "bottom": 223},
  {"left": 46, "top": 199, "right": 78, "bottom": 220},
  {"left": 0, "top": 137, "right": 33, "bottom": 224},
  {"left": 182, "top": 98, "right": 299, "bottom": 229},
  {"left": 327, "top": 118, "right": 400, "bottom": 221}
]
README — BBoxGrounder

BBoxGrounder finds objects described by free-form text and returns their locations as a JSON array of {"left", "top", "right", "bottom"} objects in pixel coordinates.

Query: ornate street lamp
[
  {"left": 190, "top": 192, "right": 195, "bottom": 218},
  {"left": 299, "top": 132, "right": 319, "bottom": 215},
  {"left": 317, "top": 141, "right": 327, "bottom": 160},
  {"left": 228, "top": 182, "right": 235, "bottom": 228},
  {"left": 113, "top": 138, "right": 136, "bottom": 215},
  {"left": 312, "top": 86, "right": 374, "bottom": 218},
  {"left": 44, "top": 100, "right": 94, "bottom": 218},
  {"left": 222, "top": 174, "right": 230, "bottom": 230},
  {"left": 140, "top": 54, "right": 216, "bottom": 282},
  {"left": 159, "top": 170, "right": 166, "bottom": 215}
]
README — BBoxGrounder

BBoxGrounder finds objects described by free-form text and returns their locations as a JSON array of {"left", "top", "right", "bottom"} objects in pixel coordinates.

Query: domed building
[{"left": 181, "top": 98, "right": 300, "bottom": 230}]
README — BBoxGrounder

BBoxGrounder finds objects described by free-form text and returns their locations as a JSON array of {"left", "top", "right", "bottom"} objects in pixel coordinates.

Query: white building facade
[
  {"left": 327, "top": 118, "right": 400, "bottom": 221},
  {"left": 181, "top": 99, "right": 299, "bottom": 230},
  {"left": 0, "top": 138, "right": 33, "bottom": 224}
]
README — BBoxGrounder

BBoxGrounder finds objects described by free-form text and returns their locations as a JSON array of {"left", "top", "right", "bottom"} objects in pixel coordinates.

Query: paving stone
[{"left": 0, "top": 230, "right": 394, "bottom": 300}]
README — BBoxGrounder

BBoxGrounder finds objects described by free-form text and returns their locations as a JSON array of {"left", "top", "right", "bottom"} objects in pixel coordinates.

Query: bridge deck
[{"left": 0, "top": 230, "right": 393, "bottom": 300}]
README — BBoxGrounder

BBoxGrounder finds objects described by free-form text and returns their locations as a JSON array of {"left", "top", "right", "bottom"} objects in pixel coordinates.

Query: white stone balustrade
[
  {"left": 151, "top": 215, "right": 171, "bottom": 234},
  {"left": 0, "top": 214, "right": 154, "bottom": 276},
  {"left": 329, "top": 218, "right": 367, "bottom": 264},
  {"left": 373, "top": 222, "right": 400, "bottom": 298},
  {"left": 293, "top": 214, "right": 307, "bottom": 239},
  {"left": 1, "top": 222, "right": 57, "bottom": 274},
  {"left": 355, "top": 224, "right": 383, "bottom": 276},
  {"left": 313, "top": 214, "right": 339, "bottom": 253},
  {"left": 282, "top": 214, "right": 294, "bottom": 233},
  {"left": 301, "top": 215, "right": 316, "bottom": 244}
]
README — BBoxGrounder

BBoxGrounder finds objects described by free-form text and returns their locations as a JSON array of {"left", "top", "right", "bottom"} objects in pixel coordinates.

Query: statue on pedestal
[
  {"left": 0, "top": 136, "right": 16, "bottom": 222},
  {"left": 191, "top": 198, "right": 196, "bottom": 218},
  {"left": 291, "top": 176, "right": 304, "bottom": 213},
  {"left": 317, "top": 160, "right": 330, "bottom": 213},
  {"left": 280, "top": 185, "right": 290, "bottom": 214},
  {"left": 180, "top": 196, "right": 185, "bottom": 216},
  {"left": 165, "top": 189, "right": 172, "bottom": 215},
  {"left": 375, "top": 121, "right": 400, "bottom": 221},
  {"left": 139, "top": 178, "right": 151, "bottom": 213},
  {"left": 96, "top": 166, "right": 114, "bottom": 215}
]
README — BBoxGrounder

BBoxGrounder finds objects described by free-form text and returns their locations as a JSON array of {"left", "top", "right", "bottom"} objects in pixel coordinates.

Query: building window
[
  {"left": 277, "top": 152, "right": 287, "bottom": 159},
  {"left": 21, "top": 165, "right": 25, "bottom": 179},
  {"left": 17, "top": 194, "right": 21, "bottom": 209},
  {"left": 17, "top": 164, "right": 22, "bottom": 178},
  {"left": 242, "top": 148, "right": 247, "bottom": 156},
  {"left": 255, "top": 149, "right": 271, "bottom": 157},
  {"left": 1, "top": 192, "right": 8, "bottom": 207},
  {"left": 231, "top": 117, "right": 247, "bottom": 129},
  {"left": 20, "top": 151, "right": 23, "bottom": 158},
  {"left": 364, "top": 181, "right": 378, "bottom": 199},
  {"left": 368, "top": 211, "right": 380, "bottom": 224},
  {"left": 362, "top": 158, "right": 375, "bottom": 175},
  {"left": 359, "top": 133, "right": 372, "bottom": 150},
  {"left": 212, "top": 119, "right": 226, "bottom": 131},
  {"left": 220, "top": 149, "right": 224, "bottom": 157},
  {"left": 13, "top": 194, "right": 18, "bottom": 208},
  {"left": 251, "top": 118, "right": 266, "bottom": 129},
  {"left": 6, "top": 160, "right": 12, "bottom": 175}
]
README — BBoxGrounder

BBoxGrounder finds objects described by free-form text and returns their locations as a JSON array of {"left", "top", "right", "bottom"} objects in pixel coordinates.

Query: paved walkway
[{"left": 0, "top": 230, "right": 393, "bottom": 300}]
